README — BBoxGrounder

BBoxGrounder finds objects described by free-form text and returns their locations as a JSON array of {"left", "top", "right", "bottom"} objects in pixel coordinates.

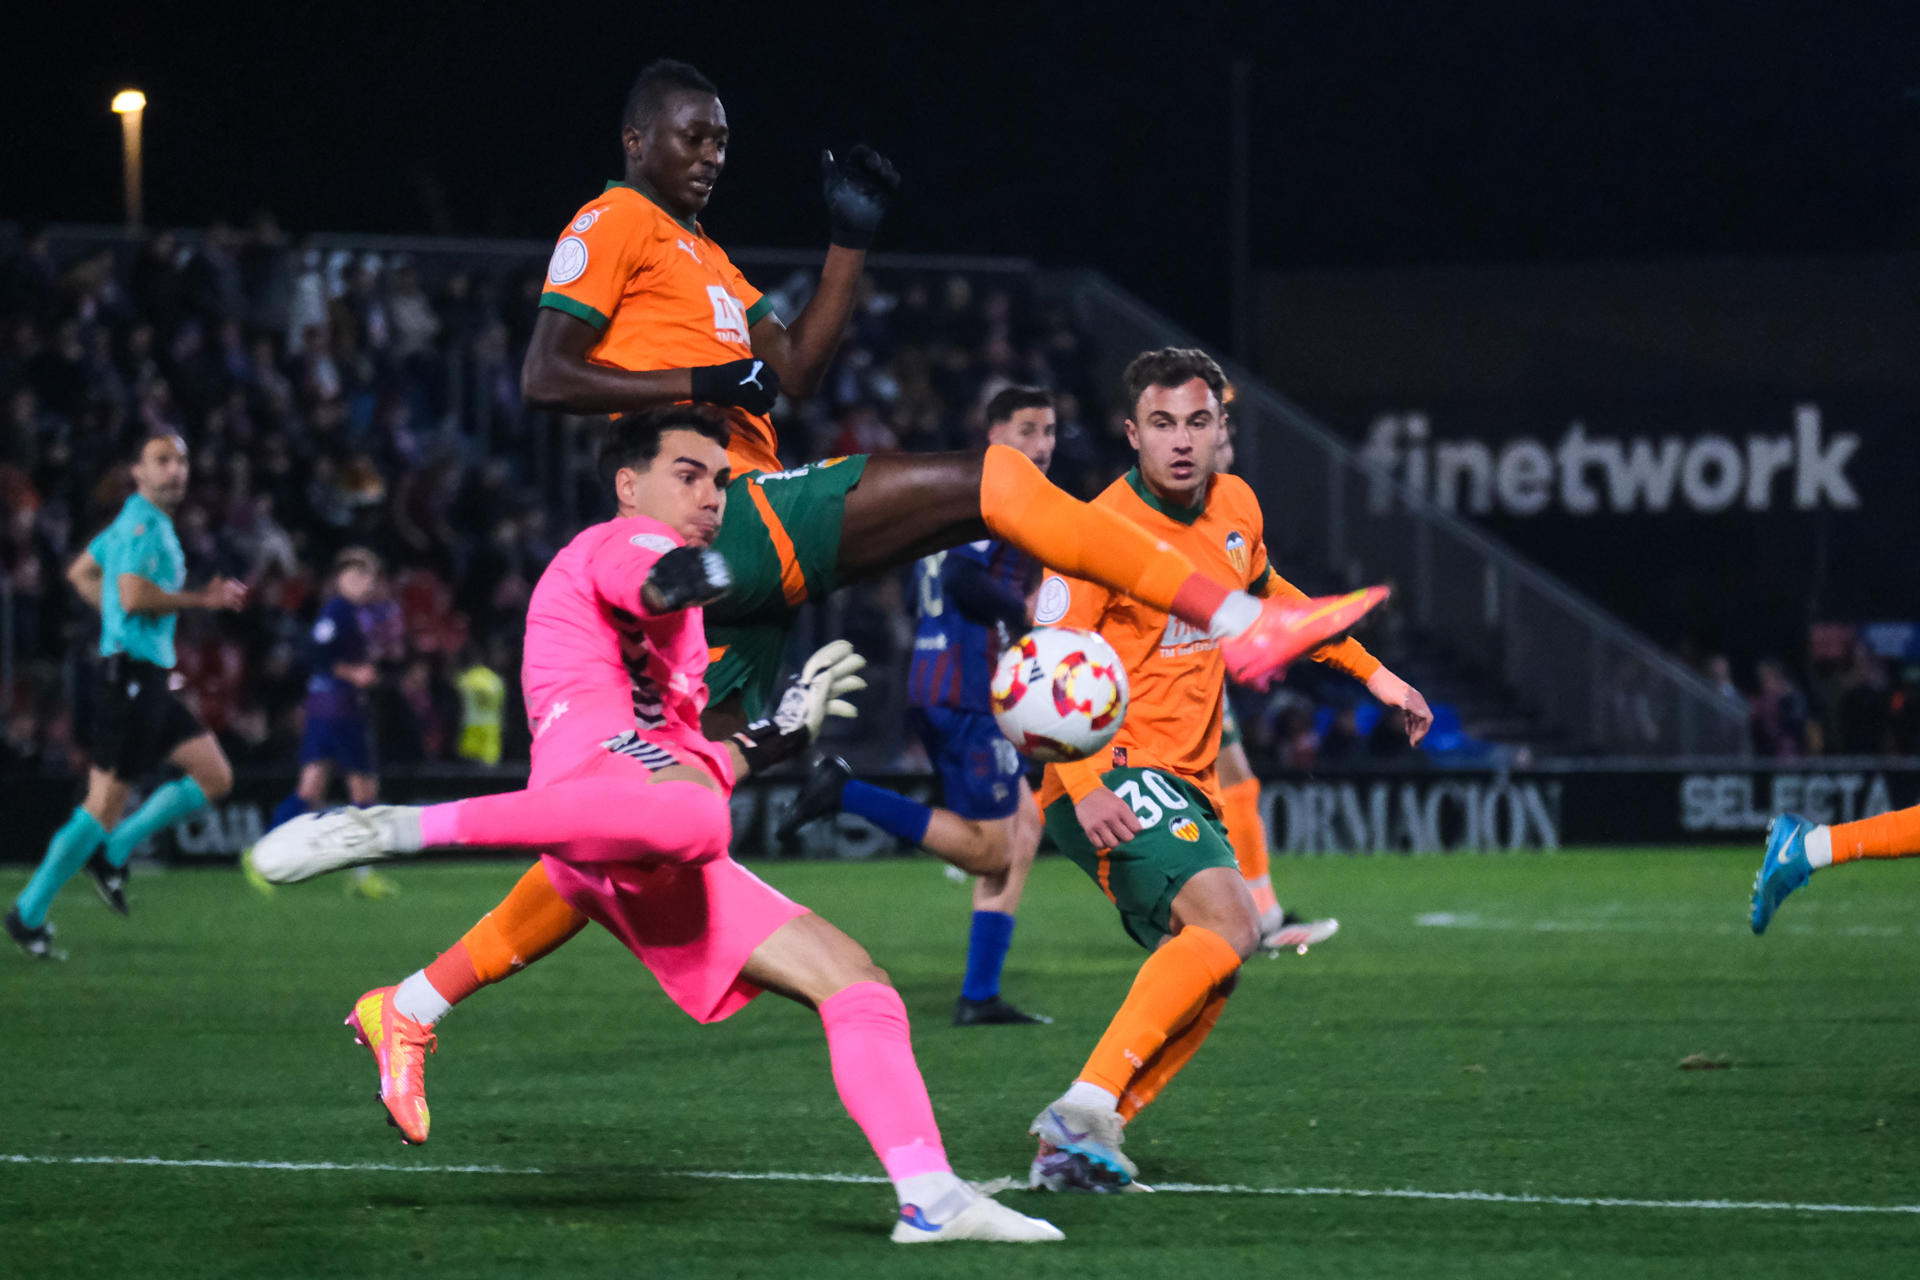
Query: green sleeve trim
[
  {"left": 539, "top": 291, "right": 611, "bottom": 331},
  {"left": 1250, "top": 564, "right": 1273, "bottom": 595},
  {"left": 744, "top": 295, "right": 776, "bottom": 328}
]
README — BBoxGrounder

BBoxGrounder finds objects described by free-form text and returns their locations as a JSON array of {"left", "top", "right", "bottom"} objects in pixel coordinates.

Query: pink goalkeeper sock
[
  {"left": 819, "top": 982, "right": 951, "bottom": 1180},
  {"left": 417, "top": 779, "right": 729, "bottom": 865}
]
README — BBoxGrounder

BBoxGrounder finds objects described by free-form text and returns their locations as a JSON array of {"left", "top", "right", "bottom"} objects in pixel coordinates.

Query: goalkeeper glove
[
  {"left": 731, "top": 640, "right": 869, "bottom": 773},
  {"left": 641, "top": 546, "right": 732, "bottom": 614}
]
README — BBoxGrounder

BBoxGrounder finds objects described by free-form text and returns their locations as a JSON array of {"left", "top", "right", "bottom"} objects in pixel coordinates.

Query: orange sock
[
  {"left": 1829, "top": 804, "right": 1920, "bottom": 863},
  {"left": 1077, "top": 925, "right": 1242, "bottom": 1098},
  {"left": 1221, "top": 777, "right": 1277, "bottom": 917},
  {"left": 423, "top": 861, "right": 588, "bottom": 1005},
  {"left": 979, "top": 444, "right": 1231, "bottom": 629},
  {"left": 1119, "top": 987, "right": 1229, "bottom": 1124}
]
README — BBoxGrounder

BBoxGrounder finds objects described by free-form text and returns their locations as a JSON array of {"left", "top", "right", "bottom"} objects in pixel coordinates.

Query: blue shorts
[
  {"left": 909, "top": 706, "right": 1025, "bottom": 821},
  {"left": 300, "top": 711, "right": 376, "bottom": 774}
]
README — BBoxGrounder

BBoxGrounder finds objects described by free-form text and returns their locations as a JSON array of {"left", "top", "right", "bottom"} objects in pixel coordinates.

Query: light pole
[{"left": 112, "top": 88, "right": 146, "bottom": 231}]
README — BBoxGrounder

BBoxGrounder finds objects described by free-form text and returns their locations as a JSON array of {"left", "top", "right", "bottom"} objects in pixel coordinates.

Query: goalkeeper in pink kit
[{"left": 251, "top": 406, "right": 1061, "bottom": 1244}]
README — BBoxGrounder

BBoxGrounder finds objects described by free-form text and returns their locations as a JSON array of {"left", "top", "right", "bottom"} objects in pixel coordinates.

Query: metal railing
[{"left": 1051, "top": 269, "right": 1748, "bottom": 755}]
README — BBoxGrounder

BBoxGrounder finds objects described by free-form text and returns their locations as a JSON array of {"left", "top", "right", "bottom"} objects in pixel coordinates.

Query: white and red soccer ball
[{"left": 989, "top": 627, "right": 1129, "bottom": 763}]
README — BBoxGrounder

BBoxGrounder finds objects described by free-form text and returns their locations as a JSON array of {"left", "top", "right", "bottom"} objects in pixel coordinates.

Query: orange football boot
[{"left": 345, "top": 986, "right": 436, "bottom": 1144}]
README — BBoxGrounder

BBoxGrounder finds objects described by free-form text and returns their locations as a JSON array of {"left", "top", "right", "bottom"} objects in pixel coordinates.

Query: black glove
[
  {"left": 641, "top": 546, "right": 733, "bottom": 613},
  {"left": 689, "top": 357, "right": 780, "bottom": 416},
  {"left": 821, "top": 145, "right": 901, "bottom": 250}
]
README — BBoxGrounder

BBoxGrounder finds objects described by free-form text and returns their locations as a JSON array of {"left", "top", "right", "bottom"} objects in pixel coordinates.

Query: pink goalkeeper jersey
[{"left": 522, "top": 515, "right": 734, "bottom": 789}]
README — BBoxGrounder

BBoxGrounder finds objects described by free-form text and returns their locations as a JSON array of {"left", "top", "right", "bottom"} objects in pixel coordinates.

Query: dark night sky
[{"left": 6, "top": 2, "right": 1920, "bottom": 340}]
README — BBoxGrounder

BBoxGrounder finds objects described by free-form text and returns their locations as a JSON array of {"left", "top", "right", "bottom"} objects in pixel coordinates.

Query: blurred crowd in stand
[
  {"left": 0, "top": 221, "right": 1156, "bottom": 778},
  {"left": 19, "top": 221, "right": 1888, "bottom": 780}
]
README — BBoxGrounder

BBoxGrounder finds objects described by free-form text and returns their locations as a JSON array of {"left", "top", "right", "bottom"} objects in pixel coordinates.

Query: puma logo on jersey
[{"left": 675, "top": 237, "right": 703, "bottom": 263}]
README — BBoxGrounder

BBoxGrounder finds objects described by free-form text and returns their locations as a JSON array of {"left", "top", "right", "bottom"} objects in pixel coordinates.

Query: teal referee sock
[
  {"left": 16, "top": 808, "right": 108, "bottom": 928},
  {"left": 105, "top": 776, "right": 209, "bottom": 868}
]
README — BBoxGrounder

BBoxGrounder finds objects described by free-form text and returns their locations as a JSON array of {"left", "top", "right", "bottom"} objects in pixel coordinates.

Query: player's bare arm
[
  {"left": 117, "top": 573, "right": 246, "bottom": 615},
  {"left": 1366, "top": 667, "right": 1433, "bottom": 745},
  {"left": 521, "top": 309, "right": 701, "bottom": 413},
  {"left": 65, "top": 548, "right": 104, "bottom": 610},
  {"left": 749, "top": 147, "right": 901, "bottom": 396}
]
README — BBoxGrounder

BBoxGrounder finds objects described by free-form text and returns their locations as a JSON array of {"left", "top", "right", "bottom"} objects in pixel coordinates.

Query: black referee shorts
[{"left": 90, "top": 655, "right": 206, "bottom": 780}]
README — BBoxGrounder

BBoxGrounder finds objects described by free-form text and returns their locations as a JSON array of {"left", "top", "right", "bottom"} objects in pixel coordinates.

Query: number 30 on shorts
[{"left": 1113, "top": 770, "right": 1188, "bottom": 829}]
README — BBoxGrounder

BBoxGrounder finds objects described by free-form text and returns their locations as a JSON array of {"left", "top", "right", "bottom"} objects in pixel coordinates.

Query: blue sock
[
  {"left": 961, "top": 910, "right": 1017, "bottom": 1002},
  {"left": 16, "top": 808, "right": 108, "bottom": 928},
  {"left": 271, "top": 791, "right": 312, "bottom": 830},
  {"left": 840, "top": 781, "right": 933, "bottom": 846},
  {"left": 105, "top": 777, "right": 209, "bottom": 868}
]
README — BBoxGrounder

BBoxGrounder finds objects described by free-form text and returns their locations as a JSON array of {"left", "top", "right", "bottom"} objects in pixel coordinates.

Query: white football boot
[
  {"left": 891, "top": 1185, "right": 1063, "bottom": 1243},
  {"left": 247, "top": 806, "right": 423, "bottom": 884}
]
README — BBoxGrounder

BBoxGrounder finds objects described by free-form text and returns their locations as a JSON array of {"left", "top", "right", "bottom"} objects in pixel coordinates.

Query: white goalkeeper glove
[{"left": 774, "top": 639, "right": 869, "bottom": 741}]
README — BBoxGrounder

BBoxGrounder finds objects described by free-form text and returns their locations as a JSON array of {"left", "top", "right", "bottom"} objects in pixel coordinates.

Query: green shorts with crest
[{"left": 1043, "top": 766, "right": 1236, "bottom": 949}]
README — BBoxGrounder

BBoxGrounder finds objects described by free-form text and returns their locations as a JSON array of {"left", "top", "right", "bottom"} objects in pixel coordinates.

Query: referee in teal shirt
[{"left": 7, "top": 431, "right": 247, "bottom": 958}]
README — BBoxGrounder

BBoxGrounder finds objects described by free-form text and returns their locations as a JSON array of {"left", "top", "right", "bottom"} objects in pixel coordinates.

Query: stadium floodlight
[{"left": 112, "top": 88, "right": 146, "bottom": 230}]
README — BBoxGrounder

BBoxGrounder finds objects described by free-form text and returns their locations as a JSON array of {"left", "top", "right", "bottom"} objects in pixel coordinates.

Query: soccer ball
[{"left": 989, "top": 628, "right": 1129, "bottom": 763}]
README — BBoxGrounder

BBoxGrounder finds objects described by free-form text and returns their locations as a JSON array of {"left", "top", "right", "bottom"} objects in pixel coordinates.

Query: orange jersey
[
  {"left": 538, "top": 182, "right": 783, "bottom": 475},
  {"left": 1039, "top": 469, "right": 1380, "bottom": 815}
]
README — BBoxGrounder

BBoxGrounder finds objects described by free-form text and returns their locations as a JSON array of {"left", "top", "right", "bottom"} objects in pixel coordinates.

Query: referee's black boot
[
  {"left": 85, "top": 851, "right": 130, "bottom": 917},
  {"left": 775, "top": 755, "right": 854, "bottom": 844},
  {"left": 5, "top": 907, "right": 66, "bottom": 961}
]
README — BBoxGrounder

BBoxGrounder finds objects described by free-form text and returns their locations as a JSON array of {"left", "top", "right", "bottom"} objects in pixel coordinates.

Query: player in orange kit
[
  {"left": 519, "top": 57, "right": 1374, "bottom": 727},
  {"left": 309, "top": 61, "right": 1387, "bottom": 1134},
  {"left": 1022, "top": 348, "right": 1431, "bottom": 1192}
]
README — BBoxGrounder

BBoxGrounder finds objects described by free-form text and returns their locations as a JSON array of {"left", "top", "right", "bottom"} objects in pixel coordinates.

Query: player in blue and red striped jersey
[
  {"left": 781, "top": 387, "right": 1056, "bottom": 1025},
  {"left": 270, "top": 549, "right": 384, "bottom": 833}
]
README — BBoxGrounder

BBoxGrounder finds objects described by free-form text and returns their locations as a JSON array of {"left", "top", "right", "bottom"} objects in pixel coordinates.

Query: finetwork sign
[{"left": 1361, "top": 404, "right": 1861, "bottom": 517}]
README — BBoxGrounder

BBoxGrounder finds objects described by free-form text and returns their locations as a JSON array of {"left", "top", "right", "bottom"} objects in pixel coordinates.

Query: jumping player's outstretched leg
[
  {"left": 1752, "top": 803, "right": 1920, "bottom": 933},
  {"left": 835, "top": 448, "right": 1382, "bottom": 687},
  {"left": 839, "top": 447, "right": 1247, "bottom": 629}
]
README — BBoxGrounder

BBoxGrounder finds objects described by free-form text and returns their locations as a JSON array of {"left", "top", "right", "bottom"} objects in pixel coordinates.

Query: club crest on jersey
[
  {"left": 1170, "top": 818, "right": 1200, "bottom": 842},
  {"left": 1034, "top": 576, "right": 1071, "bottom": 625},
  {"left": 547, "top": 236, "right": 589, "bottom": 285},
  {"left": 1225, "top": 530, "right": 1248, "bottom": 577}
]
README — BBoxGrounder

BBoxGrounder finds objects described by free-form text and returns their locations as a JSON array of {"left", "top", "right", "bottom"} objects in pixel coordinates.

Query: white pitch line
[
  {"left": 2, "top": 1153, "right": 536, "bottom": 1175},
  {"left": 678, "top": 1170, "right": 1920, "bottom": 1215},
  {"left": 11, "top": 1156, "right": 1917, "bottom": 1215}
]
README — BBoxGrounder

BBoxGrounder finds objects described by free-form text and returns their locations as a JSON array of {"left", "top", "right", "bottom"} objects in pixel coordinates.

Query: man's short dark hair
[
  {"left": 333, "top": 547, "right": 381, "bottom": 576},
  {"left": 623, "top": 59, "right": 719, "bottom": 131},
  {"left": 1120, "top": 347, "right": 1229, "bottom": 418},
  {"left": 983, "top": 386, "right": 1055, "bottom": 427},
  {"left": 133, "top": 429, "right": 187, "bottom": 462},
  {"left": 598, "top": 405, "right": 731, "bottom": 484}
]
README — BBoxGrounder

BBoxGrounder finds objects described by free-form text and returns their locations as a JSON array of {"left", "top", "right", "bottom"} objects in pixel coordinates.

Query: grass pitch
[{"left": 4, "top": 848, "right": 1919, "bottom": 1278}]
